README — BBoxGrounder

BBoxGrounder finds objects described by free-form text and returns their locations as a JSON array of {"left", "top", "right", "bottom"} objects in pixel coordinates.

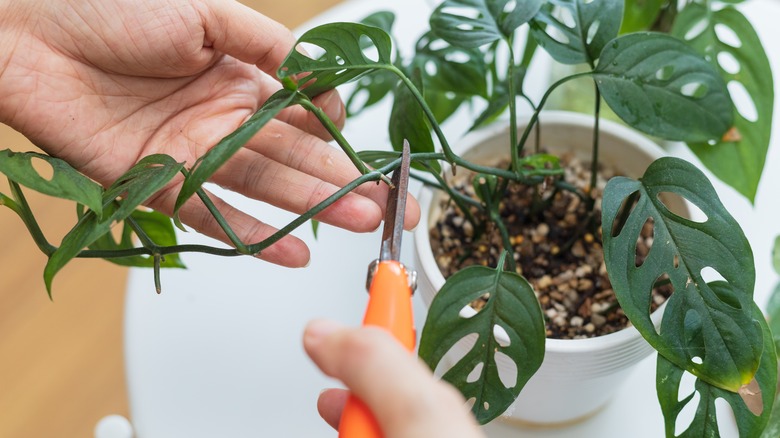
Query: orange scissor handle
[{"left": 338, "top": 260, "right": 415, "bottom": 438}]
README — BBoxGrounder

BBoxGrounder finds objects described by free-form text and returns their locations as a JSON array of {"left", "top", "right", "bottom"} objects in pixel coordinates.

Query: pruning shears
[{"left": 338, "top": 141, "right": 416, "bottom": 438}]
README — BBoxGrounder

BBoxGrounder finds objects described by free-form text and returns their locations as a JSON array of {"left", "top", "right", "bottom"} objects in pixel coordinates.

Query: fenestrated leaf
[
  {"left": 173, "top": 89, "right": 298, "bottom": 220},
  {"left": 602, "top": 157, "right": 758, "bottom": 392},
  {"left": 430, "top": 0, "right": 542, "bottom": 49},
  {"left": 346, "top": 69, "right": 398, "bottom": 116},
  {"left": 419, "top": 255, "right": 546, "bottom": 424},
  {"left": 0, "top": 150, "right": 103, "bottom": 216},
  {"left": 89, "top": 209, "right": 185, "bottom": 268},
  {"left": 45, "top": 155, "right": 183, "bottom": 295},
  {"left": 359, "top": 10, "right": 395, "bottom": 34},
  {"left": 672, "top": 4, "right": 772, "bottom": 203},
  {"left": 594, "top": 32, "right": 733, "bottom": 142},
  {"left": 416, "top": 32, "right": 489, "bottom": 98},
  {"left": 277, "top": 22, "right": 395, "bottom": 98},
  {"left": 530, "top": 0, "right": 623, "bottom": 65},
  {"left": 657, "top": 300, "right": 775, "bottom": 437},
  {"left": 620, "top": 0, "right": 665, "bottom": 34}
]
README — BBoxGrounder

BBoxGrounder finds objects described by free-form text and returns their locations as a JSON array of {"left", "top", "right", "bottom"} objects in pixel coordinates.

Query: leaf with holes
[
  {"left": 88, "top": 209, "right": 185, "bottom": 268},
  {"left": 418, "top": 256, "right": 545, "bottom": 424},
  {"left": 672, "top": 4, "right": 772, "bottom": 203},
  {"left": 657, "top": 299, "right": 775, "bottom": 437},
  {"left": 173, "top": 89, "right": 298, "bottom": 221},
  {"left": 277, "top": 22, "right": 395, "bottom": 98},
  {"left": 0, "top": 149, "right": 104, "bottom": 217},
  {"left": 602, "top": 157, "right": 758, "bottom": 391},
  {"left": 430, "top": 0, "right": 543, "bottom": 49},
  {"left": 620, "top": 0, "right": 664, "bottom": 34},
  {"left": 594, "top": 32, "right": 733, "bottom": 142},
  {"left": 530, "top": 0, "right": 623, "bottom": 65},
  {"left": 45, "top": 155, "right": 183, "bottom": 295}
]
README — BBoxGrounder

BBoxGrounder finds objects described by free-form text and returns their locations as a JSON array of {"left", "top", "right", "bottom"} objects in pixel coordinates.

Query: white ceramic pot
[{"left": 413, "top": 111, "right": 686, "bottom": 427}]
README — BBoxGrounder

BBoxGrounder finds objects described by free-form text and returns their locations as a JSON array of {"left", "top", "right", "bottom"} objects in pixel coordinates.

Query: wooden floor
[{"left": 0, "top": 1, "right": 340, "bottom": 436}]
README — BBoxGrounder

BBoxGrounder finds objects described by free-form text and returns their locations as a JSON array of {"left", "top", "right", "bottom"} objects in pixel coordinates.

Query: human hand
[
  {"left": 303, "top": 319, "right": 485, "bottom": 438},
  {"left": 0, "top": 0, "right": 419, "bottom": 267}
]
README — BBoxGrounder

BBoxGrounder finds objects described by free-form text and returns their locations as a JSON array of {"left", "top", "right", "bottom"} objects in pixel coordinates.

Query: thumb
[{"left": 197, "top": 0, "right": 297, "bottom": 75}]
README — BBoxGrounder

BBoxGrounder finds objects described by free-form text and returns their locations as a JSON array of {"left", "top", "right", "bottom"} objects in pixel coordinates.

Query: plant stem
[
  {"left": 194, "top": 186, "right": 251, "bottom": 254},
  {"left": 588, "top": 84, "right": 602, "bottom": 210},
  {"left": 299, "top": 97, "right": 391, "bottom": 185},
  {"left": 5, "top": 179, "right": 56, "bottom": 255},
  {"left": 77, "top": 244, "right": 242, "bottom": 259},
  {"left": 506, "top": 40, "right": 520, "bottom": 174}
]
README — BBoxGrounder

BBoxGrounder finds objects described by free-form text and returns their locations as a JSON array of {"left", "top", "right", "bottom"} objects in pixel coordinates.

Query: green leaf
[
  {"left": 774, "top": 236, "right": 780, "bottom": 276},
  {"left": 672, "top": 4, "right": 772, "bottom": 203},
  {"left": 419, "top": 254, "right": 546, "bottom": 424},
  {"left": 530, "top": 0, "right": 623, "bottom": 65},
  {"left": 356, "top": 150, "right": 400, "bottom": 169},
  {"left": 311, "top": 219, "right": 320, "bottom": 239},
  {"left": 45, "top": 155, "right": 183, "bottom": 295},
  {"left": 345, "top": 69, "right": 398, "bottom": 116},
  {"left": 594, "top": 32, "right": 734, "bottom": 142},
  {"left": 0, "top": 149, "right": 104, "bottom": 216},
  {"left": 359, "top": 11, "right": 395, "bottom": 34},
  {"left": 620, "top": 0, "right": 665, "bottom": 34},
  {"left": 602, "top": 157, "right": 758, "bottom": 392},
  {"left": 173, "top": 89, "right": 297, "bottom": 219},
  {"left": 657, "top": 300, "right": 776, "bottom": 438},
  {"left": 389, "top": 68, "right": 437, "bottom": 170},
  {"left": 89, "top": 209, "right": 185, "bottom": 268},
  {"left": 430, "top": 0, "right": 542, "bottom": 49},
  {"left": 416, "top": 32, "right": 489, "bottom": 97},
  {"left": 277, "top": 22, "right": 395, "bottom": 98}
]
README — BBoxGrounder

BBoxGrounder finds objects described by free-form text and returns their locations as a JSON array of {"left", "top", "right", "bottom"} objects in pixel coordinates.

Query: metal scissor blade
[{"left": 379, "top": 140, "right": 411, "bottom": 262}]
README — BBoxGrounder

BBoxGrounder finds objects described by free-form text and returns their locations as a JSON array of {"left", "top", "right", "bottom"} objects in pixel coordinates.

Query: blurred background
[{"left": 0, "top": 1, "right": 340, "bottom": 436}]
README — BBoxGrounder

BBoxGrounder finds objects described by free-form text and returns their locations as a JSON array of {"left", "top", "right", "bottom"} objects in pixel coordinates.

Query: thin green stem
[
  {"left": 246, "top": 164, "right": 394, "bottom": 254},
  {"left": 507, "top": 40, "right": 520, "bottom": 174},
  {"left": 193, "top": 186, "right": 251, "bottom": 254},
  {"left": 76, "top": 244, "right": 241, "bottom": 259},
  {"left": 126, "top": 215, "right": 157, "bottom": 250},
  {"left": 299, "top": 97, "right": 392, "bottom": 186},
  {"left": 588, "top": 83, "right": 602, "bottom": 210},
  {"left": 5, "top": 179, "right": 56, "bottom": 255}
]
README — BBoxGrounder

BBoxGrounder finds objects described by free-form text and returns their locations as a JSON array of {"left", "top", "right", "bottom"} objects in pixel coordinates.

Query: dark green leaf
[
  {"left": 277, "top": 22, "right": 395, "bottom": 98},
  {"left": 672, "top": 4, "right": 772, "bottom": 203},
  {"left": 620, "top": 0, "right": 665, "bottom": 34},
  {"left": 360, "top": 11, "right": 395, "bottom": 34},
  {"left": 45, "top": 155, "right": 183, "bottom": 295},
  {"left": 657, "top": 301, "right": 775, "bottom": 437},
  {"left": 530, "top": 0, "right": 623, "bottom": 65},
  {"left": 419, "top": 255, "right": 546, "bottom": 424},
  {"left": 416, "top": 32, "right": 489, "bottom": 98},
  {"left": 0, "top": 149, "right": 103, "bottom": 216},
  {"left": 602, "top": 157, "right": 758, "bottom": 392},
  {"left": 430, "top": 0, "right": 542, "bottom": 48},
  {"left": 356, "top": 150, "right": 399, "bottom": 169},
  {"left": 345, "top": 69, "right": 398, "bottom": 116},
  {"left": 767, "top": 280, "right": 780, "bottom": 354},
  {"left": 468, "top": 66, "right": 526, "bottom": 131},
  {"left": 388, "top": 68, "right": 439, "bottom": 172},
  {"left": 173, "top": 89, "right": 297, "bottom": 219},
  {"left": 594, "top": 32, "right": 733, "bottom": 142},
  {"left": 311, "top": 219, "right": 320, "bottom": 239},
  {"left": 89, "top": 209, "right": 185, "bottom": 268}
]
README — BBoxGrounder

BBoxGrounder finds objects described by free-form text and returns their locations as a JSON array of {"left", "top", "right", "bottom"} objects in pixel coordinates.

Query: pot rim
[{"left": 413, "top": 110, "right": 669, "bottom": 353}]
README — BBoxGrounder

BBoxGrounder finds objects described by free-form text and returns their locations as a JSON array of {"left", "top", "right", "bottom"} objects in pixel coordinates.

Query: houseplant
[{"left": 0, "top": 0, "right": 775, "bottom": 436}]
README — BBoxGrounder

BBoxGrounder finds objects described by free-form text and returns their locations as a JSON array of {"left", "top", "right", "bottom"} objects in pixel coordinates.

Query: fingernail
[{"left": 305, "top": 319, "right": 343, "bottom": 346}]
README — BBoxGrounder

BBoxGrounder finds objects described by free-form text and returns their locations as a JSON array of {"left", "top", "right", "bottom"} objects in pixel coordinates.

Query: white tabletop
[{"left": 124, "top": 1, "right": 780, "bottom": 436}]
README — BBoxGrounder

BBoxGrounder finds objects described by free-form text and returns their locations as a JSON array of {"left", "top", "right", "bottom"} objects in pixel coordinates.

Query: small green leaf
[
  {"left": 89, "top": 209, "right": 185, "bottom": 268},
  {"left": 774, "top": 236, "right": 780, "bottom": 276},
  {"left": 277, "top": 22, "right": 395, "bottom": 98},
  {"left": 311, "top": 219, "right": 320, "bottom": 239},
  {"left": 673, "top": 4, "right": 773, "bottom": 203},
  {"left": 173, "top": 89, "right": 298, "bottom": 219},
  {"left": 430, "top": 0, "right": 542, "bottom": 48},
  {"left": 0, "top": 149, "right": 103, "bottom": 216},
  {"left": 45, "top": 155, "right": 183, "bottom": 295},
  {"left": 602, "top": 157, "right": 758, "bottom": 392},
  {"left": 530, "top": 0, "right": 623, "bottom": 65},
  {"left": 620, "top": 0, "right": 665, "bottom": 34},
  {"left": 657, "top": 300, "right": 776, "bottom": 437},
  {"left": 389, "top": 68, "right": 437, "bottom": 169},
  {"left": 356, "top": 150, "right": 399, "bottom": 169},
  {"left": 419, "top": 253, "right": 546, "bottom": 424},
  {"left": 594, "top": 32, "right": 734, "bottom": 142},
  {"left": 360, "top": 11, "right": 395, "bottom": 34}
]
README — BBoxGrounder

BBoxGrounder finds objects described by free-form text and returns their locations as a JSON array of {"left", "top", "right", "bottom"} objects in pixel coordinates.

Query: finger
[
  {"left": 244, "top": 120, "right": 421, "bottom": 230},
  {"left": 145, "top": 182, "right": 311, "bottom": 267},
  {"left": 303, "top": 320, "right": 479, "bottom": 437},
  {"left": 275, "top": 89, "right": 346, "bottom": 141},
  {"left": 212, "top": 148, "right": 385, "bottom": 233},
  {"left": 317, "top": 388, "right": 350, "bottom": 430},
  {"left": 197, "top": 0, "right": 297, "bottom": 75}
]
